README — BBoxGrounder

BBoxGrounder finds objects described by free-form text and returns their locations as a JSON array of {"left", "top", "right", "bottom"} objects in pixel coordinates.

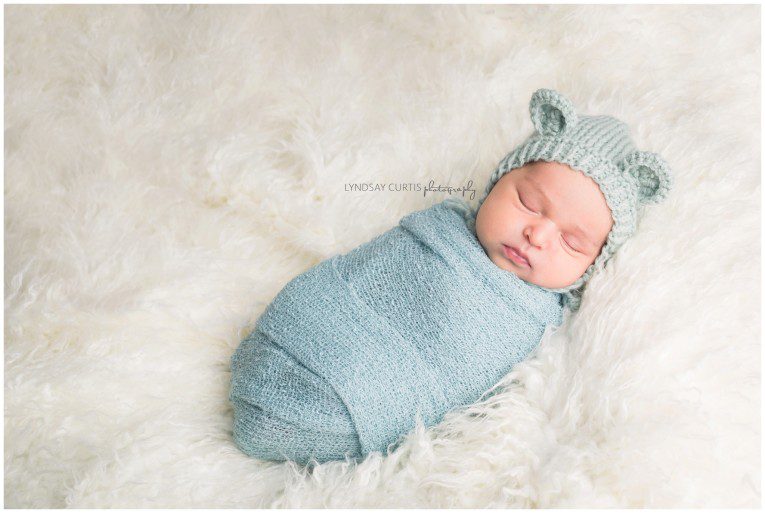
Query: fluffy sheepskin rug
[{"left": 5, "top": 4, "right": 760, "bottom": 508}]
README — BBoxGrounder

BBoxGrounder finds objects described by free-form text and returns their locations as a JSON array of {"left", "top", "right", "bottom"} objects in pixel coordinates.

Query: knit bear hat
[{"left": 473, "top": 88, "right": 673, "bottom": 311}]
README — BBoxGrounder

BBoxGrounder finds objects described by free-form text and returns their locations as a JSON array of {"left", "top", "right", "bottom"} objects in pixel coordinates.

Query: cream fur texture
[{"left": 5, "top": 5, "right": 760, "bottom": 508}]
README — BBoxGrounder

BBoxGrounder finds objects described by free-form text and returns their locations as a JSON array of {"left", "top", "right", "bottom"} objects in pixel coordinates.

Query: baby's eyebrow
[{"left": 525, "top": 179, "right": 599, "bottom": 251}]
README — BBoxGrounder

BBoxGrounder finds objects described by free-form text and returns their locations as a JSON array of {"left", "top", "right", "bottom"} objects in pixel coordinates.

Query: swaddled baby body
[{"left": 229, "top": 89, "right": 673, "bottom": 465}]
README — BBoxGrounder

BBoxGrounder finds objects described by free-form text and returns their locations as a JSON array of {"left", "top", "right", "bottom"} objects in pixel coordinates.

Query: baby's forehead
[{"left": 521, "top": 163, "right": 613, "bottom": 236}]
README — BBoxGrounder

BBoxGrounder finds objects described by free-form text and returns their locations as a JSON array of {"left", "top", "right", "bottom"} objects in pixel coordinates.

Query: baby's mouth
[{"left": 502, "top": 244, "right": 531, "bottom": 268}]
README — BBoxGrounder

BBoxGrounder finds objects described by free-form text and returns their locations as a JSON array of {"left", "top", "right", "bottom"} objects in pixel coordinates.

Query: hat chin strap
[{"left": 530, "top": 264, "right": 594, "bottom": 312}]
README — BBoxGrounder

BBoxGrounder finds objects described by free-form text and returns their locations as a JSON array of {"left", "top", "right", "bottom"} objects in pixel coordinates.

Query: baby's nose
[{"left": 525, "top": 219, "right": 557, "bottom": 248}]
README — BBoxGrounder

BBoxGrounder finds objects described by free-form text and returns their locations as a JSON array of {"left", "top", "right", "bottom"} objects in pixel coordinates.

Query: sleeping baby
[{"left": 229, "top": 88, "right": 673, "bottom": 465}]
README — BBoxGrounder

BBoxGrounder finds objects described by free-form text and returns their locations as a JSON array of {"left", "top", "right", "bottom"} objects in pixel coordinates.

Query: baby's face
[{"left": 475, "top": 161, "right": 613, "bottom": 289}]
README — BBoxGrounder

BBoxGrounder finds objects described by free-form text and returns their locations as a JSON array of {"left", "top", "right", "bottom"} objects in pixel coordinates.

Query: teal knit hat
[{"left": 472, "top": 88, "right": 673, "bottom": 311}]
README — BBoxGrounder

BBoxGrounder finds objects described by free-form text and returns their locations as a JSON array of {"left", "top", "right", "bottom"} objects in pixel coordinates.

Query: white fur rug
[{"left": 5, "top": 4, "right": 760, "bottom": 508}]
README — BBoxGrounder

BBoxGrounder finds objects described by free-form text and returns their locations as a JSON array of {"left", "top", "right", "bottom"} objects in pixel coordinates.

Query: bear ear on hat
[
  {"left": 529, "top": 88, "right": 579, "bottom": 136},
  {"left": 618, "top": 150, "right": 673, "bottom": 205}
]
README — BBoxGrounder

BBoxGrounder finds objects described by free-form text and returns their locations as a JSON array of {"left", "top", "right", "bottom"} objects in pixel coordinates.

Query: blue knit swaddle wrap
[{"left": 230, "top": 199, "right": 564, "bottom": 465}]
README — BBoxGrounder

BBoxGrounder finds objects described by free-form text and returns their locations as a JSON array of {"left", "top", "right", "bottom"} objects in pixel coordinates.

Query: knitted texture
[
  {"left": 230, "top": 198, "right": 564, "bottom": 465},
  {"left": 469, "top": 89, "right": 673, "bottom": 311}
]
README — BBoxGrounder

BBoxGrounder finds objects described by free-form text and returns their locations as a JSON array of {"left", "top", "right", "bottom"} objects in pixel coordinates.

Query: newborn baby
[{"left": 229, "top": 88, "right": 672, "bottom": 465}]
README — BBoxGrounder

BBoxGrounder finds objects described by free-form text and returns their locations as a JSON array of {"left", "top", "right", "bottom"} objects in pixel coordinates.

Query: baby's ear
[
  {"left": 529, "top": 88, "right": 579, "bottom": 136},
  {"left": 618, "top": 150, "right": 673, "bottom": 205}
]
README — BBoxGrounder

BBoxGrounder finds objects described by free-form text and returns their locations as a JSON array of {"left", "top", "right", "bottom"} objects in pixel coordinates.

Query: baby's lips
[{"left": 503, "top": 244, "right": 531, "bottom": 267}]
